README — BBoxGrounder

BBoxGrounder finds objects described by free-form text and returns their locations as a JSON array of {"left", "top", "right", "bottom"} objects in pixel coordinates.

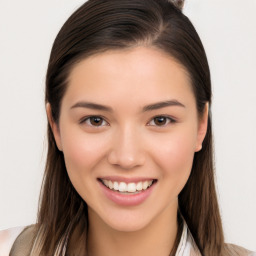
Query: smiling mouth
[{"left": 98, "top": 179, "right": 157, "bottom": 194}]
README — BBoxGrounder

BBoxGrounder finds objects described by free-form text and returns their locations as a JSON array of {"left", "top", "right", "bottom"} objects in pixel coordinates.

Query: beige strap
[
  {"left": 0, "top": 226, "right": 24, "bottom": 256},
  {"left": 9, "top": 225, "right": 36, "bottom": 256}
]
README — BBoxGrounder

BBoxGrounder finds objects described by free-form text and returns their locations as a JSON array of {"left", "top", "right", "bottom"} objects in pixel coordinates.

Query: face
[{"left": 48, "top": 47, "right": 208, "bottom": 232}]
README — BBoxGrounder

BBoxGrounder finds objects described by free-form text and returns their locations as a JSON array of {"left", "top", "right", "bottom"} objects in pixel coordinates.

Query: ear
[
  {"left": 46, "top": 103, "right": 63, "bottom": 151},
  {"left": 195, "top": 103, "right": 209, "bottom": 152}
]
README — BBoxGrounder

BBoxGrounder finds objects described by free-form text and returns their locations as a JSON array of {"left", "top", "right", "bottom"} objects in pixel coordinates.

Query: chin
[
  {"left": 90, "top": 206, "right": 155, "bottom": 233},
  {"left": 105, "top": 216, "right": 152, "bottom": 233}
]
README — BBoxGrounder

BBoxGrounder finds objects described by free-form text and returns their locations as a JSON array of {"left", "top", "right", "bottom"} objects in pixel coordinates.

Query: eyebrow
[
  {"left": 70, "top": 99, "right": 185, "bottom": 112},
  {"left": 70, "top": 102, "right": 113, "bottom": 112},
  {"left": 142, "top": 100, "right": 185, "bottom": 112}
]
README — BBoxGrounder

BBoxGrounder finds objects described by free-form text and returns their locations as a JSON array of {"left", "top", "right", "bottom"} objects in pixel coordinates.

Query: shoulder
[
  {"left": 0, "top": 226, "right": 26, "bottom": 256},
  {"left": 184, "top": 225, "right": 255, "bottom": 256},
  {"left": 224, "top": 243, "right": 256, "bottom": 256},
  {"left": 0, "top": 225, "right": 36, "bottom": 256}
]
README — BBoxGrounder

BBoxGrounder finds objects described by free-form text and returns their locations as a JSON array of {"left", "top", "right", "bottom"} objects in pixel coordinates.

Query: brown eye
[
  {"left": 147, "top": 116, "right": 175, "bottom": 127},
  {"left": 154, "top": 116, "right": 167, "bottom": 126},
  {"left": 89, "top": 117, "right": 103, "bottom": 126},
  {"left": 82, "top": 116, "right": 108, "bottom": 127}
]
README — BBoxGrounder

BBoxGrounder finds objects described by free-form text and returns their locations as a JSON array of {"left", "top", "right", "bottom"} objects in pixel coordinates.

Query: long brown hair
[{"left": 31, "top": 0, "right": 225, "bottom": 255}]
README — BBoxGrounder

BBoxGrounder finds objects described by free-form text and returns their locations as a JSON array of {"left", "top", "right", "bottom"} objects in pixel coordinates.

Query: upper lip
[{"left": 98, "top": 176, "right": 157, "bottom": 183}]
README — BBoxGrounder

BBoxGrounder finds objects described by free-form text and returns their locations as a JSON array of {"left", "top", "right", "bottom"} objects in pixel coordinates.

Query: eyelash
[
  {"left": 147, "top": 115, "right": 176, "bottom": 127},
  {"left": 80, "top": 115, "right": 176, "bottom": 127},
  {"left": 80, "top": 116, "right": 109, "bottom": 127}
]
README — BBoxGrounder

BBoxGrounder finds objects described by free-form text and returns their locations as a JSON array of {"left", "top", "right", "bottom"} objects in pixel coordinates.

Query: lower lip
[{"left": 98, "top": 180, "right": 156, "bottom": 206}]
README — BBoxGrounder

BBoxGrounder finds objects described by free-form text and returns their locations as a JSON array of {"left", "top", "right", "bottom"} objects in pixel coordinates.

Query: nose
[{"left": 107, "top": 126, "right": 145, "bottom": 170}]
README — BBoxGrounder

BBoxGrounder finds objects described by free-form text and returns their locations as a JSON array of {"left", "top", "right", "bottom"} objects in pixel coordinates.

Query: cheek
[
  {"left": 59, "top": 126, "right": 112, "bottom": 203},
  {"left": 148, "top": 129, "right": 197, "bottom": 188},
  {"left": 166, "top": 137, "right": 195, "bottom": 168},
  {"left": 160, "top": 141, "right": 194, "bottom": 198},
  {"left": 153, "top": 130, "right": 196, "bottom": 167},
  {"left": 60, "top": 126, "right": 110, "bottom": 173}
]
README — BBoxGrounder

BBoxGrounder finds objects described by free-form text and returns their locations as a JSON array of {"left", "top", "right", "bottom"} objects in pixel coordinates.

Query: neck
[{"left": 87, "top": 202, "right": 179, "bottom": 256}]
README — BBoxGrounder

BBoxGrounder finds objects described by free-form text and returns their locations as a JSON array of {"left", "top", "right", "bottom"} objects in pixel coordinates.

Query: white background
[{"left": 0, "top": 0, "right": 255, "bottom": 251}]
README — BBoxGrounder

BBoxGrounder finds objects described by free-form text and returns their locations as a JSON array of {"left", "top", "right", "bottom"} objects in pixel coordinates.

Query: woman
[{"left": 0, "top": 0, "right": 255, "bottom": 255}]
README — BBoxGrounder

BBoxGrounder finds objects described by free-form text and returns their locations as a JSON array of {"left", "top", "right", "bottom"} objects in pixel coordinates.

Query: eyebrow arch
[
  {"left": 142, "top": 100, "right": 185, "bottom": 112},
  {"left": 70, "top": 101, "right": 113, "bottom": 112},
  {"left": 70, "top": 99, "right": 185, "bottom": 112}
]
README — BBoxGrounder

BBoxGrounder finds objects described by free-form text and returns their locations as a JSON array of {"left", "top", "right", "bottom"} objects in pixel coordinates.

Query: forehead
[{"left": 64, "top": 46, "right": 194, "bottom": 108}]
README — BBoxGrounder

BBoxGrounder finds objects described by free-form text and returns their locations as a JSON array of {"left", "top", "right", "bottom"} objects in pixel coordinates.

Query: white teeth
[
  {"left": 136, "top": 182, "right": 143, "bottom": 191},
  {"left": 103, "top": 180, "right": 109, "bottom": 187},
  {"left": 101, "top": 179, "right": 154, "bottom": 193},
  {"left": 142, "top": 181, "right": 149, "bottom": 190},
  {"left": 113, "top": 181, "right": 119, "bottom": 191},
  {"left": 127, "top": 183, "right": 136, "bottom": 192},
  {"left": 119, "top": 182, "right": 127, "bottom": 192},
  {"left": 109, "top": 180, "right": 113, "bottom": 189}
]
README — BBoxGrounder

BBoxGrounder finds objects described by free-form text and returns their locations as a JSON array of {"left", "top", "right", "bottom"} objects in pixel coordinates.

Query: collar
[{"left": 175, "top": 220, "right": 201, "bottom": 256}]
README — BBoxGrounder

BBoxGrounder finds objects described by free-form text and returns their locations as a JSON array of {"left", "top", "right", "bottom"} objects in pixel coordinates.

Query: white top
[
  {"left": 0, "top": 224, "right": 194, "bottom": 256},
  {"left": 0, "top": 223, "right": 255, "bottom": 256}
]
